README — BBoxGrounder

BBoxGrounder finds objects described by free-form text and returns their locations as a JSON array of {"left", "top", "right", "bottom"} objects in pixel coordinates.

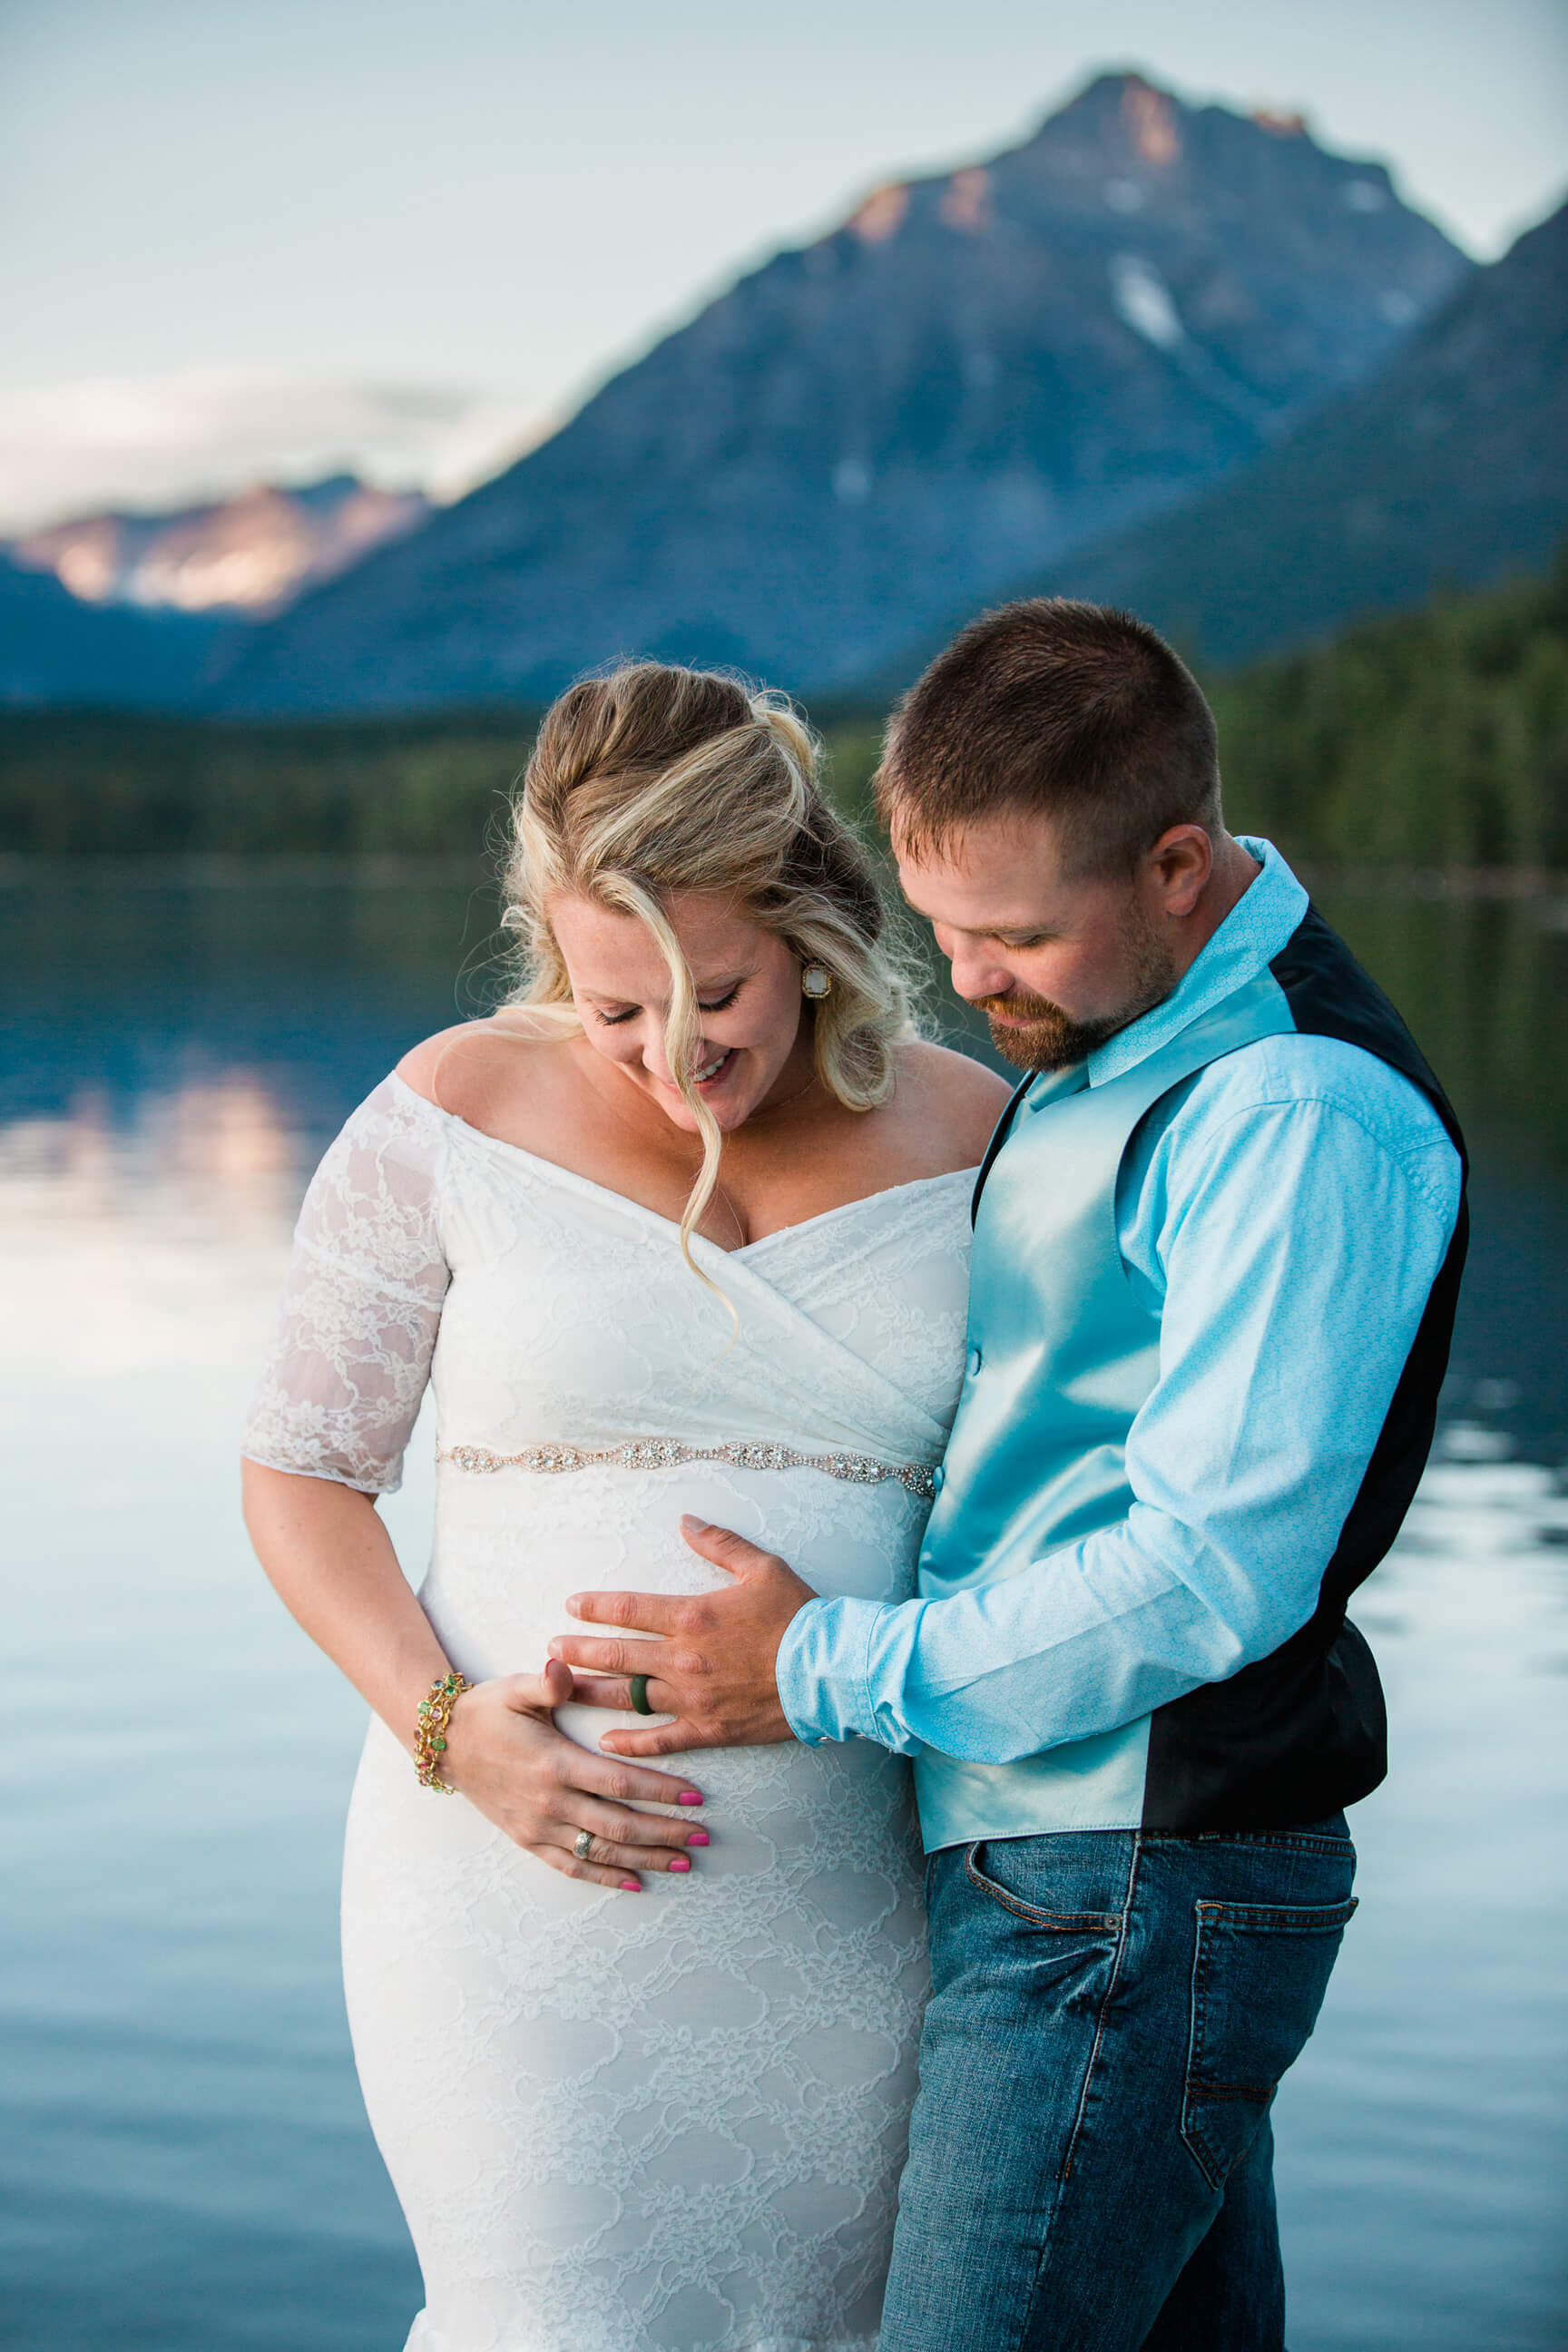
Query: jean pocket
[
  {"left": 1181, "top": 1894, "right": 1358, "bottom": 2189},
  {"left": 963, "top": 1839, "right": 1126, "bottom": 1932}
]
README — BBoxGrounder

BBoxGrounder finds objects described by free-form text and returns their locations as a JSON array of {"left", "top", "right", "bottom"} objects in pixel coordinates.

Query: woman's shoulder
[
  {"left": 395, "top": 1020, "right": 488, "bottom": 1107},
  {"left": 891, "top": 1038, "right": 1014, "bottom": 1166},
  {"left": 395, "top": 1013, "right": 565, "bottom": 1113}
]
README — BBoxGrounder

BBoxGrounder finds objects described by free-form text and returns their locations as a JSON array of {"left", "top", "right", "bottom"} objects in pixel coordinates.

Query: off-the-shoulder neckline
[{"left": 384, "top": 1071, "right": 977, "bottom": 1259}]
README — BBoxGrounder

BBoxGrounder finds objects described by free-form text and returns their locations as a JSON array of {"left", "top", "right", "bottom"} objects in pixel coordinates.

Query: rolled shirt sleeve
[{"left": 774, "top": 1038, "right": 1462, "bottom": 1759}]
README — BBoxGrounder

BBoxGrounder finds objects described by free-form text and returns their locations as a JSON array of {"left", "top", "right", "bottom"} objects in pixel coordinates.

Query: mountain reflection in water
[{"left": 0, "top": 872, "right": 1563, "bottom": 2352}]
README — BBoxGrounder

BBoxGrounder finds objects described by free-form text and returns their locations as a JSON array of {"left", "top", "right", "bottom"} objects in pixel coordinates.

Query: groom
[{"left": 553, "top": 599, "right": 1466, "bottom": 2348}]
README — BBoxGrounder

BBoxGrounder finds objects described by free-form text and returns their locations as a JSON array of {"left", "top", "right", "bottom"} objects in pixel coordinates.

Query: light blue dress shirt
[{"left": 774, "top": 840, "right": 1463, "bottom": 1762}]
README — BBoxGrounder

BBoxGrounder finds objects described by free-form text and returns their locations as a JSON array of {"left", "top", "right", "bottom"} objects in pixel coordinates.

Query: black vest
[
  {"left": 916, "top": 904, "right": 1468, "bottom": 1841},
  {"left": 1147, "top": 910, "right": 1467, "bottom": 1827}
]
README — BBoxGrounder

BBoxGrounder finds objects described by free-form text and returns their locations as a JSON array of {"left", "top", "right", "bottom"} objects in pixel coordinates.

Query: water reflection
[
  {"left": 0, "top": 873, "right": 1563, "bottom": 2352},
  {"left": 0, "top": 1074, "right": 299, "bottom": 1230},
  {"left": 0, "top": 1077, "right": 299, "bottom": 1376},
  {"left": 1275, "top": 1451, "right": 1568, "bottom": 2351}
]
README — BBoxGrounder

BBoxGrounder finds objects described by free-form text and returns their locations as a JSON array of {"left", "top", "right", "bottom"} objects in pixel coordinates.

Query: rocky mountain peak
[
  {"left": 199, "top": 76, "right": 1472, "bottom": 710},
  {"left": 10, "top": 475, "right": 429, "bottom": 619}
]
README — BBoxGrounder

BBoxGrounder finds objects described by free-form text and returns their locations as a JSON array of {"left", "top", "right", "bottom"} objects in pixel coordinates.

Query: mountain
[
  {"left": 0, "top": 558, "right": 235, "bottom": 710},
  {"left": 212, "top": 72, "right": 1466, "bottom": 714},
  {"left": 1030, "top": 194, "right": 1568, "bottom": 667},
  {"left": 8, "top": 474, "right": 429, "bottom": 621}
]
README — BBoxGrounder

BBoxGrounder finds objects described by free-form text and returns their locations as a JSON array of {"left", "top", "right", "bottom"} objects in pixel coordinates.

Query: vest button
[{"left": 966, "top": 1346, "right": 983, "bottom": 1377}]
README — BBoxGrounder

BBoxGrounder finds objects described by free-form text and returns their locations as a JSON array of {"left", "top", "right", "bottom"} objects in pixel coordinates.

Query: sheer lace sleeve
[{"left": 242, "top": 1077, "right": 450, "bottom": 1494}]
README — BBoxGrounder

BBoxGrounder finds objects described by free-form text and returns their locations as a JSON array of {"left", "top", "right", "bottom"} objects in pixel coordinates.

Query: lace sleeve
[{"left": 242, "top": 1078, "right": 450, "bottom": 1494}]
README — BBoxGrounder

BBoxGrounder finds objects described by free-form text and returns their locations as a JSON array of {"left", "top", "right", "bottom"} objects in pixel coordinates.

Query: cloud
[{"left": 0, "top": 366, "right": 551, "bottom": 534}]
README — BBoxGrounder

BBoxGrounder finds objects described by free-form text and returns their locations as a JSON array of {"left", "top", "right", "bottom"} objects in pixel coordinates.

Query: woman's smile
[{"left": 690, "top": 1044, "right": 738, "bottom": 1092}]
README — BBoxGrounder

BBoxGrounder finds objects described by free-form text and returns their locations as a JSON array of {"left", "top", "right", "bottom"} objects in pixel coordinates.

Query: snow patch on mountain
[{"left": 1110, "top": 254, "right": 1184, "bottom": 349}]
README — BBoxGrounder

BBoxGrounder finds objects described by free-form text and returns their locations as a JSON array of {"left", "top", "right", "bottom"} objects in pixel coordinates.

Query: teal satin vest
[{"left": 912, "top": 970, "right": 1296, "bottom": 1849}]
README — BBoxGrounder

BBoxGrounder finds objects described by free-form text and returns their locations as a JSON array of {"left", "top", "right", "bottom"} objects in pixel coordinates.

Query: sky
[{"left": 2, "top": 0, "right": 1565, "bottom": 532}]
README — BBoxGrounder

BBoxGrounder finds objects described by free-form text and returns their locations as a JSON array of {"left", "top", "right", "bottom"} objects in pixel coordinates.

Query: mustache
[{"left": 969, "top": 990, "right": 1065, "bottom": 1023}]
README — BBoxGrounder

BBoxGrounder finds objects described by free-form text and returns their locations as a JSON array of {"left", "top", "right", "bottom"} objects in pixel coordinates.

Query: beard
[{"left": 975, "top": 916, "right": 1180, "bottom": 1073}]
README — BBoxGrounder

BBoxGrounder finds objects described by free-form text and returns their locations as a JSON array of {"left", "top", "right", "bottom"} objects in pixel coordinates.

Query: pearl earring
[{"left": 800, "top": 963, "right": 833, "bottom": 1001}]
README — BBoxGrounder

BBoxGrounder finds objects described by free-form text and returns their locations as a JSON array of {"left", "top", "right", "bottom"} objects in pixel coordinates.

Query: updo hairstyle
[{"left": 501, "top": 662, "right": 914, "bottom": 1280}]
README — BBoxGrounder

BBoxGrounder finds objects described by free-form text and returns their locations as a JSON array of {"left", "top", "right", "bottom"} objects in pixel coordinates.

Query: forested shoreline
[{"left": 3, "top": 557, "right": 1563, "bottom": 871}]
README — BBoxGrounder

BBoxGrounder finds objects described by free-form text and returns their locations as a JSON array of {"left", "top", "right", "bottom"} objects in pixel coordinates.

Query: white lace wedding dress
[{"left": 242, "top": 1075, "right": 975, "bottom": 2352}]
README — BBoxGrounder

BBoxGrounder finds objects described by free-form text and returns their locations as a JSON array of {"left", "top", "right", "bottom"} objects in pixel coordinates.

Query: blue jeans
[{"left": 878, "top": 1821, "right": 1357, "bottom": 2352}]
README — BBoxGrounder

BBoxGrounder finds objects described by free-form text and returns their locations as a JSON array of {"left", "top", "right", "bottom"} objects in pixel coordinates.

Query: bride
[{"left": 241, "top": 663, "right": 1008, "bottom": 2352}]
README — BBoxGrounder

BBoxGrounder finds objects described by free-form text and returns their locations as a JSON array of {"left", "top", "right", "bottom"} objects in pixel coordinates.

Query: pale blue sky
[{"left": 2, "top": 0, "right": 1564, "bottom": 526}]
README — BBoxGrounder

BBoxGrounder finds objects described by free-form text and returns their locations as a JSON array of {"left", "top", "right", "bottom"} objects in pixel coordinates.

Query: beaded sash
[{"left": 438, "top": 1438, "right": 937, "bottom": 1502}]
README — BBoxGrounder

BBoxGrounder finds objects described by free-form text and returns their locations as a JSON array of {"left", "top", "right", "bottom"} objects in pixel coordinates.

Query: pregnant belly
[
  {"left": 420, "top": 1455, "right": 926, "bottom": 1714},
  {"left": 358, "top": 1461, "right": 926, "bottom": 1905}
]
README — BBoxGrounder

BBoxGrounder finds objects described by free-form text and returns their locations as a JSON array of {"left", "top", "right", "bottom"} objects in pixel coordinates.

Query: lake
[{"left": 1, "top": 866, "right": 1564, "bottom": 2351}]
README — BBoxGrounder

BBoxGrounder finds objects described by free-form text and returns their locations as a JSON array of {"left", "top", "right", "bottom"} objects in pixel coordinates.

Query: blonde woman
[{"left": 241, "top": 663, "right": 1009, "bottom": 2352}]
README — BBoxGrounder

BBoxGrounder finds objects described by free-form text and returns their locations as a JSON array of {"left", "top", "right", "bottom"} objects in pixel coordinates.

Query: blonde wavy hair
[{"left": 500, "top": 662, "right": 915, "bottom": 1290}]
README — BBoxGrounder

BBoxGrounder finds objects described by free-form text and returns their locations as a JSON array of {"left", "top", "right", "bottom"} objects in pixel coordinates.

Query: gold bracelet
[{"left": 414, "top": 1671, "right": 471, "bottom": 1791}]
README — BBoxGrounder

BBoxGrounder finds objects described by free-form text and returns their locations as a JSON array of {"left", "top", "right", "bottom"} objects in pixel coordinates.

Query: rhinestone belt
[{"left": 438, "top": 1438, "right": 936, "bottom": 1502}]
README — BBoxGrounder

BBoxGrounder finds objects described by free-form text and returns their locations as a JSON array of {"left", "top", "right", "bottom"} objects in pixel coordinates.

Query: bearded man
[{"left": 554, "top": 599, "right": 1466, "bottom": 2350}]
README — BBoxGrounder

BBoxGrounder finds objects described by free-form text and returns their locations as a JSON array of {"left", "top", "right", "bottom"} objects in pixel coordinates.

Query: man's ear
[{"left": 1146, "top": 825, "right": 1213, "bottom": 918}]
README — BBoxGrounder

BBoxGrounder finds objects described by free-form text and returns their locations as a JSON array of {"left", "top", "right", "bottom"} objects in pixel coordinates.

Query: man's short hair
[{"left": 876, "top": 598, "right": 1222, "bottom": 877}]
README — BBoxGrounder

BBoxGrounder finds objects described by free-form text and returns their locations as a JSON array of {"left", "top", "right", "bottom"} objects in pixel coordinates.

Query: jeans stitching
[
  {"left": 1183, "top": 1899, "right": 1225, "bottom": 2190},
  {"left": 1181, "top": 1893, "right": 1358, "bottom": 2184},
  {"left": 1008, "top": 1836, "right": 1141, "bottom": 2352},
  {"left": 1062, "top": 1834, "right": 1141, "bottom": 2185},
  {"left": 1144, "top": 1831, "right": 1356, "bottom": 1858},
  {"left": 963, "top": 1844, "right": 1122, "bottom": 1930},
  {"left": 1190, "top": 1896, "right": 1360, "bottom": 1936}
]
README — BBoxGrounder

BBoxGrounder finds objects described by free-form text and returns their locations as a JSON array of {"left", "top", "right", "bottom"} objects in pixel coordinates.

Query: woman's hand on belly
[{"left": 441, "top": 1661, "right": 710, "bottom": 1890}]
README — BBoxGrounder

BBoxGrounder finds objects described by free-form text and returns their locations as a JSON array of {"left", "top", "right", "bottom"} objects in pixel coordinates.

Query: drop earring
[{"left": 800, "top": 963, "right": 833, "bottom": 1001}]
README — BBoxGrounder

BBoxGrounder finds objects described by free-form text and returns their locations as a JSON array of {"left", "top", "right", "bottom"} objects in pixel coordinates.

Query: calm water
[{"left": 1, "top": 869, "right": 1565, "bottom": 2351}]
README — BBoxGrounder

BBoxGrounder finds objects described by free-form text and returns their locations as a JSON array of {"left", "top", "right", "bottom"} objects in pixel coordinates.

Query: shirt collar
[{"left": 1081, "top": 837, "right": 1307, "bottom": 1089}]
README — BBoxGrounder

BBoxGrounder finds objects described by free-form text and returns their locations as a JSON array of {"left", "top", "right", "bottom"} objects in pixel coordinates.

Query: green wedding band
[{"left": 629, "top": 1673, "right": 654, "bottom": 1717}]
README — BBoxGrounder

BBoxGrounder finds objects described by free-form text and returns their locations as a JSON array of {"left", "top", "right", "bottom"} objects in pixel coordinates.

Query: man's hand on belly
[{"left": 549, "top": 1517, "right": 817, "bottom": 1755}]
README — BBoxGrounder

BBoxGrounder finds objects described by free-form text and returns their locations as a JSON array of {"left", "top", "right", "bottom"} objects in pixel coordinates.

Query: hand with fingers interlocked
[
  {"left": 548, "top": 1514, "right": 819, "bottom": 1758},
  {"left": 439, "top": 1656, "right": 710, "bottom": 1890}
]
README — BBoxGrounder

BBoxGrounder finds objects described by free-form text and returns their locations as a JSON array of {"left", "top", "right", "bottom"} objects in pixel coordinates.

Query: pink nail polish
[
  {"left": 685, "top": 1830, "right": 710, "bottom": 1847},
  {"left": 620, "top": 1878, "right": 642, "bottom": 1892},
  {"left": 678, "top": 1791, "right": 704, "bottom": 1806},
  {"left": 668, "top": 1856, "right": 691, "bottom": 1873}
]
